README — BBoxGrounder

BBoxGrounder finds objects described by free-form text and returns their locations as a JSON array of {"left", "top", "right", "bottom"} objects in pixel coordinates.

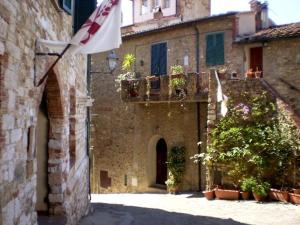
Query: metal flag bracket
[{"left": 34, "top": 39, "right": 71, "bottom": 87}]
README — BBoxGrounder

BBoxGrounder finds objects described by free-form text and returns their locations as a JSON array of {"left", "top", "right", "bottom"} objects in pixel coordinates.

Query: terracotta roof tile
[{"left": 238, "top": 23, "right": 300, "bottom": 42}]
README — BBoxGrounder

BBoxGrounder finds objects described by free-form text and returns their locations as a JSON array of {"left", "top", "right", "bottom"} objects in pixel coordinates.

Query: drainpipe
[
  {"left": 194, "top": 26, "right": 202, "bottom": 191},
  {"left": 87, "top": 55, "right": 92, "bottom": 200}
]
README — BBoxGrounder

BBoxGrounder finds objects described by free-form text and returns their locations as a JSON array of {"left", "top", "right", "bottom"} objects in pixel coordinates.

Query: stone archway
[{"left": 36, "top": 70, "right": 67, "bottom": 220}]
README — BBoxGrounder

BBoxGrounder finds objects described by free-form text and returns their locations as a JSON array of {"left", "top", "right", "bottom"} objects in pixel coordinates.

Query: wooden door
[
  {"left": 156, "top": 139, "right": 168, "bottom": 185},
  {"left": 250, "top": 47, "right": 263, "bottom": 72}
]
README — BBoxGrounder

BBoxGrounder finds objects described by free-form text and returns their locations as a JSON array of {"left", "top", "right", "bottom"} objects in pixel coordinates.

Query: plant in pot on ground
[
  {"left": 252, "top": 180, "right": 270, "bottom": 202},
  {"left": 240, "top": 177, "right": 257, "bottom": 200},
  {"left": 115, "top": 53, "right": 137, "bottom": 96},
  {"left": 165, "top": 146, "right": 186, "bottom": 194},
  {"left": 192, "top": 92, "right": 297, "bottom": 202}
]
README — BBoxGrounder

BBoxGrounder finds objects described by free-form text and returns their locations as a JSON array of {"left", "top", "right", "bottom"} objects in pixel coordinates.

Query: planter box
[
  {"left": 215, "top": 189, "right": 239, "bottom": 200},
  {"left": 289, "top": 193, "right": 300, "bottom": 205},
  {"left": 203, "top": 190, "right": 215, "bottom": 200},
  {"left": 293, "top": 188, "right": 300, "bottom": 194},
  {"left": 269, "top": 189, "right": 289, "bottom": 203}
]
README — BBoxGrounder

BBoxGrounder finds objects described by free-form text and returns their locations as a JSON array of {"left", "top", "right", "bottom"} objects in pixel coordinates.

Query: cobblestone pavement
[{"left": 79, "top": 193, "right": 300, "bottom": 225}]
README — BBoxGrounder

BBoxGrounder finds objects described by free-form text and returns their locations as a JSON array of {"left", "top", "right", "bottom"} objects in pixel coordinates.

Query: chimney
[{"left": 249, "top": 1, "right": 269, "bottom": 30}]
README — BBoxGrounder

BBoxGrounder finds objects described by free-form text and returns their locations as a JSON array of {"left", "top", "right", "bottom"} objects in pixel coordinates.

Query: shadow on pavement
[{"left": 79, "top": 202, "right": 250, "bottom": 225}]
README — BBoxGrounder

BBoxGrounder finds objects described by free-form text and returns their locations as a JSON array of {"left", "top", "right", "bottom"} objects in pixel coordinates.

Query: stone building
[
  {"left": 0, "top": 0, "right": 96, "bottom": 225},
  {"left": 90, "top": 0, "right": 259, "bottom": 193},
  {"left": 91, "top": 0, "right": 300, "bottom": 193},
  {"left": 237, "top": 22, "right": 300, "bottom": 121},
  {"left": 124, "top": 0, "right": 211, "bottom": 33}
]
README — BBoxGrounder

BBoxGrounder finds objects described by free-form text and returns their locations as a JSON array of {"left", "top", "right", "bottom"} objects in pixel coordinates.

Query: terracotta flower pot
[
  {"left": 215, "top": 189, "right": 239, "bottom": 200},
  {"left": 289, "top": 193, "right": 300, "bottom": 205},
  {"left": 240, "top": 191, "right": 250, "bottom": 200},
  {"left": 203, "top": 190, "right": 215, "bottom": 200},
  {"left": 253, "top": 193, "right": 266, "bottom": 202}
]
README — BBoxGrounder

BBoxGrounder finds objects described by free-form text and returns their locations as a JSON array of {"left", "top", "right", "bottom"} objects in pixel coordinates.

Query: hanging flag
[
  {"left": 214, "top": 70, "right": 228, "bottom": 117},
  {"left": 35, "top": 0, "right": 122, "bottom": 86},
  {"left": 70, "top": 0, "right": 122, "bottom": 54}
]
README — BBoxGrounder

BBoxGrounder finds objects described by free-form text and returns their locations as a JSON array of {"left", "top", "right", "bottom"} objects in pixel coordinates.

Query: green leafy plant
[
  {"left": 170, "top": 65, "right": 184, "bottom": 75},
  {"left": 241, "top": 177, "right": 257, "bottom": 192},
  {"left": 170, "top": 77, "right": 186, "bottom": 90},
  {"left": 252, "top": 181, "right": 271, "bottom": 197},
  {"left": 192, "top": 91, "right": 297, "bottom": 189},
  {"left": 115, "top": 53, "right": 136, "bottom": 92},
  {"left": 165, "top": 146, "right": 186, "bottom": 191}
]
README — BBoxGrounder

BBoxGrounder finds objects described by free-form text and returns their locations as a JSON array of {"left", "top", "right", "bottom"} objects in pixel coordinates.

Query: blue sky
[{"left": 98, "top": 0, "right": 300, "bottom": 26}]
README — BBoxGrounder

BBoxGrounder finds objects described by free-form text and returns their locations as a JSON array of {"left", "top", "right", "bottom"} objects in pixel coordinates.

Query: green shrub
[
  {"left": 252, "top": 181, "right": 271, "bottom": 197},
  {"left": 241, "top": 177, "right": 257, "bottom": 192}
]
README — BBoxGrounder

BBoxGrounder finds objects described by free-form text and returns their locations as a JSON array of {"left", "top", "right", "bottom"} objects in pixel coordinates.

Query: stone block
[
  {"left": 10, "top": 128, "right": 22, "bottom": 143},
  {"left": 49, "top": 194, "right": 64, "bottom": 203},
  {"left": 2, "top": 200, "right": 14, "bottom": 225},
  {"left": 0, "top": 16, "right": 8, "bottom": 39},
  {"left": 0, "top": 41, "right": 5, "bottom": 55},
  {"left": 2, "top": 114, "right": 15, "bottom": 130}
]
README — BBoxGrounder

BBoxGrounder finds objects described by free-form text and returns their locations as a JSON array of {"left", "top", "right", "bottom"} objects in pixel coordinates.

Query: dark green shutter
[
  {"left": 151, "top": 44, "right": 160, "bottom": 75},
  {"left": 73, "top": 0, "right": 97, "bottom": 34},
  {"left": 59, "top": 0, "right": 72, "bottom": 14},
  {"left": 206, "top": 34, "right": 214, "bottom": 66},
  {"left": 159, "top": 43, "right": 167, "bottom": 75},
  {"left": 151, "top": 43, "right": 167, "bottom": 76},
  {"left": 206, "top": 33, "right": 224, "bottom": 66},
  {"left": 215, "top": 33, "right": 224, "bottom": 65}
]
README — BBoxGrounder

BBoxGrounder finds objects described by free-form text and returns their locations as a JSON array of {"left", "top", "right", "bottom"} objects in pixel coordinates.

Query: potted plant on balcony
[
  {"left": 170, "top": 65, "right": 184, "bottom": 78},
  {"left": 115, "top": 53, "right": 138, "bottom": 97},
  {"left": 165, "top": 146, "right": 186, "bottom": 194}
]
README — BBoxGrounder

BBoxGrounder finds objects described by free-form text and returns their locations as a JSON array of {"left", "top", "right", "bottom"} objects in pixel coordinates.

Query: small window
[
  {"left": 59, "top": 0, "right": 72, "bottom": 14},
  {"left": 206, "top": 32, "right": 225, "bottom": 66},
  {"left": 153, "top": 0, "right": 160, "bottom": 9},
  {"left": 141, "top": 0, "right": 148, "bottom": 15},
  {"left": 73, "top": 0, "right": 97, "bottom": 34},
  {"left": 163, "top": 0, "right": 170, "bottom": 8}
]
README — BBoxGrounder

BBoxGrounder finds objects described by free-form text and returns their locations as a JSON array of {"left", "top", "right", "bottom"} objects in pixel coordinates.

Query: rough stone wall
[
  {"left": 0, "top": 1, "right": 90, "bottom": 225},
  {"left": 179, "top": 0, "right": 211, "bottom": 21},
  {"left": 91, "top": 15, "right": 242, "bottom": 193},
  {"left": 207, "top": 76, "right": 300, "bottom": 187},
  {"left": 262, "top": 38, "right": 300, "bottom": 117}
]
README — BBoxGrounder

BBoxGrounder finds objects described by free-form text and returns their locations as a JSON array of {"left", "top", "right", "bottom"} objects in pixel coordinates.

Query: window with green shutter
[
  {"left": 206, "top": 32, "right": 224, "bottom": 66},
  {"left": 59, "top": 0, "right": 72, "bottom": 14},
  {"left": 73, "top": 0, "right": 97, "bottom": 34}
]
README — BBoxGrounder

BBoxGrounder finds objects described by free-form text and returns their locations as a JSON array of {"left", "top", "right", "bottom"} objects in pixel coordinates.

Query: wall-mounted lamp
[{"left": 106, "top": 50, "right": 119, "bottom": 72}]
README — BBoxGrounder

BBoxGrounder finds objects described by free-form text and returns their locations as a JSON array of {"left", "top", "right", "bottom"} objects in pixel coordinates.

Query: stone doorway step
[{"left": 38, "top": 216, "right": 67, "bottom": 225}]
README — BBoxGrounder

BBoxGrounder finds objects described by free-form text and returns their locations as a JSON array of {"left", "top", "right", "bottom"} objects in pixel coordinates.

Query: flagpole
[{"left": 36, "top": 44, "right": 72, "bottom": 87}]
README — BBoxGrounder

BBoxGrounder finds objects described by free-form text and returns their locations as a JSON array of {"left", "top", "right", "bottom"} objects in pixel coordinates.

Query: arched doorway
[
  {"left": 36, "top": 95, "right": 49, "bottom": 214},
  {"left": 156, "top": 139, "right": 167, "bottom": 185},
  {"left": 36, "top": 70, "right": 65, "bottom": 223}
]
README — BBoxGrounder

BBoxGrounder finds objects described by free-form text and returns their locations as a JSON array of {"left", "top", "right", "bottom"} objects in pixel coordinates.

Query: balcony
[{"left": 120, "top": 73, "right": 209, "bottom": 103}]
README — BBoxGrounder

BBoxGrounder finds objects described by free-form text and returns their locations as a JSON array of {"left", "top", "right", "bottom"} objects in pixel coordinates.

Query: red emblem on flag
[{"left": 80, "top": 0, "right": 120, "bottom": 45}]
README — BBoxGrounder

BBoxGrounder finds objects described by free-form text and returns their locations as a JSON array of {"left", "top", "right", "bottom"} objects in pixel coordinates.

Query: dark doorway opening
[
  {"left": 156, "top": 139, "right": 167, "bottom": 185},
  {"left": 36, "top": 95, "right": 49, "bottom": 216},
  {"left": 250, "top": 46, "right": 263, "bottom": 74}
]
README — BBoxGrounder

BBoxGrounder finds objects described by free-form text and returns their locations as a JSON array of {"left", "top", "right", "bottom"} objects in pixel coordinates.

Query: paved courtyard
[{"left": 79, "top": 193, "right": 300, "bottom": 225}]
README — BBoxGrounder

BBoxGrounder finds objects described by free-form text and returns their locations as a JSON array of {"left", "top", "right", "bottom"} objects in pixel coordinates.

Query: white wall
[{"left": 238, "top": 12, "right": 256, "bottom": 37}]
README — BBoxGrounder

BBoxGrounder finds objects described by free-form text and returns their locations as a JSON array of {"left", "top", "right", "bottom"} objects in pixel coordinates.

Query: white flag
[{"left": 70, "top": 0, "right": 122, "bottom": 54}]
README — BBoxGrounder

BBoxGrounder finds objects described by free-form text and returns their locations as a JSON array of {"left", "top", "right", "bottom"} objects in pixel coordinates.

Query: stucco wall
[{"left": 0, "top": 1, "right": 90, "bottom": 225}]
